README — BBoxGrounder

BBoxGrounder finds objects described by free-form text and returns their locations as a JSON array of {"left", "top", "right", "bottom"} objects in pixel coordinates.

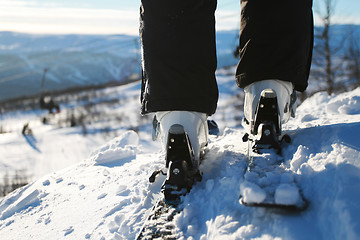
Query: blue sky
[{"left": 0, "top": 0, "right": 359, "bottom": 35}]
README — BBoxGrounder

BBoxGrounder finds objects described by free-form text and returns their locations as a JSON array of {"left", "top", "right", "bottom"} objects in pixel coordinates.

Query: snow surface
[
  {"left": 274, "top": 184, "right": 300, "bottom": 205},
  {"left": 0, "top": 69, "right": 360, "bottom": 239},
  {"left": 240, "top": 181, "right": 267, "bottom": 204}
]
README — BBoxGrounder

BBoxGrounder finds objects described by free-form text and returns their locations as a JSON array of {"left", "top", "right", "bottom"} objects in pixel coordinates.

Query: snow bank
[
  {"left": 327, "top": 89, "right": 360, "bottom": 115},
  {"left": 90, "top": 130, "right": 140, "bottom": 167},
  {"left": 0, "top": 184, "right": 46, "bottom": 221},
  {"left": 0, "top": 130, "right": 163, "bottom": 239}
]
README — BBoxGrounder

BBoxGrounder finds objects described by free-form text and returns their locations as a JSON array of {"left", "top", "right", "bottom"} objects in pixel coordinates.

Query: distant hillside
[
  {"left": 0, "top": 31, "right": 239, "bottom": 102},
  {"left": 0, "top": 33, "right": 142, "bottom": 101},
  {"left": 0, "top": 25, "right": 359, "bottom": 102}
]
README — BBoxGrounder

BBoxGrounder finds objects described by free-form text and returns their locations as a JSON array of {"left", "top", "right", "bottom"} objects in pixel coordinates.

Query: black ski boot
[{"left": 162, "top": 124, "right": 202, "bottom": 203}]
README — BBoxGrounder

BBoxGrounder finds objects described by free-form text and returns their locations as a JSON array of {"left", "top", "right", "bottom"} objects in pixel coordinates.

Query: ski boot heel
[
  {"left": 162, "top": 124, "right": 201, "bottom": 202},
  {"left": 252, "top": 89, "right": 283, "bottom": 152},
  {"left": 253, "top": 89, "right": 280, "bottom": 135}
]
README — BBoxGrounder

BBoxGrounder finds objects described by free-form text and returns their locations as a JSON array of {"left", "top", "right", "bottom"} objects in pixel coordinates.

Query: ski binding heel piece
[
  {"left": 253, "top": 123, "right": 281, "bottom": 152},
  {"left": 253, "top": 89, "right": 280, "bottom": 136},
  {"left": 162, "top": 124, "right": 201, "bottom": 202},
  {"left": 250, "top": 89, "right": 283, "bottom": 152}
]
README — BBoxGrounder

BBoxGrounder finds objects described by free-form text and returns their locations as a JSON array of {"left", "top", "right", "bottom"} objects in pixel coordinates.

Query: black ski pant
[
  {"left": 236, "top": 0, "right": 314, "bottom": 92},
  {"left": 140, "top": 0, "right": 313, "bottom": 115},
  {"left": 140, "top": 0, "right": 218, "bottom": 115}
]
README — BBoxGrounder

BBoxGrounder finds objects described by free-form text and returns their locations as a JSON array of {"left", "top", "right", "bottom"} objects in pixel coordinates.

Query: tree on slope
[{"left": 313, "top": 0, "right": 338, "bottom": 95}]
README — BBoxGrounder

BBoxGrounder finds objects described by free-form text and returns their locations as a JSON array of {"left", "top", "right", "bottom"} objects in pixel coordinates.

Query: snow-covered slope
[
  {"left": 0, "top": 80, "right": 151, "bottom": 181},
  {"left": 0, "top": 71, "right": 359, "bottom": 239}
]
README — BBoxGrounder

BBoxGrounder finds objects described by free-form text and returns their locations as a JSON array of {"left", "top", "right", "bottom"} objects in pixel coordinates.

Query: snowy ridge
[{"left": 0, "top": 78, "right": 360, "bottom": 239}]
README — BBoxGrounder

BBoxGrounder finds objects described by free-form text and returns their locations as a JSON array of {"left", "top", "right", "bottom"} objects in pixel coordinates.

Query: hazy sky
[{"left": 0, "top": 0, "right": 359, "bottom": 35}]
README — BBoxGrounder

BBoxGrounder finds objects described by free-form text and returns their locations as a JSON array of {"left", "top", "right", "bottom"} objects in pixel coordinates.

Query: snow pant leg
[
  {"left": 140, "top": 0, "right": 219, "bottom": 115},
  {"left": 235, "top": 0, "right": 314, "bottom": 92}
]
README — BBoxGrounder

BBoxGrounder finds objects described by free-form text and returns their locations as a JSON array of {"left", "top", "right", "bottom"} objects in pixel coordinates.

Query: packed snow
[
  {"left": 0, "top": 68, "right": 360, "bottom": 240},
  {"left": 240, "top": 181, "right": 267, "bottom": 204},
  {"left": 274, "top": 184, "right": 300, "bottom": 205}
]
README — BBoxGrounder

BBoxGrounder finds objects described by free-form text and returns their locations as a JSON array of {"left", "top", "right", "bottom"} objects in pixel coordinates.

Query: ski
[
  {"left": 137, "top": 120, "right": 219, "bottom": 239},
  {"left": 240, "top": 89, "right": 308, "bottom": 211},
  {"left": 136, "top": 196, "right": 182, "bottom": 240},
  {"left": 137, "top": 124, "right": 200, "bottom": 239},
  {"left": 239, "top": 147, "right": 308, "bottom": 211}
]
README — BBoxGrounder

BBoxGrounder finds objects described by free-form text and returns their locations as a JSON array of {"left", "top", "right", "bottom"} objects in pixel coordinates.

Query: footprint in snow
[
  {"left": 104, "top": 199, "right": 131, "bottom": 218},
  {"left": 97, "top": 193, "right": 107, "bottom": 200},
  {"left": 64, "top": 226, "right": 74, "bottom": 236},
  {"left": 116, "top": 185, "right": 130, "bottom": 196},
  {"left": 56, "top": 178, "right": 63, "bottom": 184},
  {"left": 42, "top": 179, "right": 50, "bottom": 186},
  {"left": 44, "top": 217, "right": 51, "bottom": 225},
  {"left": 103, "top": 169, "right": 110, "bottom": 176}
]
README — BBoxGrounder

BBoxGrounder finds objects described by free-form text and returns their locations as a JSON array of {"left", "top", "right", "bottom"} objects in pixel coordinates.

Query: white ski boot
[
  {"left": 243, "top": 80, "right": 295, "bottom": 151},
  {"left": 153, "top": 111, "right": 208, "bottom": 201},
  {"left": 155, "top": 111, "right": 209, "bottom": 162}
]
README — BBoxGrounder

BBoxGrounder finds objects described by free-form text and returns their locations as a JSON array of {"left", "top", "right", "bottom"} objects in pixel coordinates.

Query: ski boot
[
  {"left": 242, "top": 80, "right": 295, "bottom": 153},
  {"left": 153, "top": 111, "right": 209, "bottom": 202}
]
